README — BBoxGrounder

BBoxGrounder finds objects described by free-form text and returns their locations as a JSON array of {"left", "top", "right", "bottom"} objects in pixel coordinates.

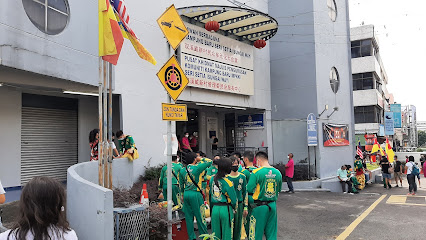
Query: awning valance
[{"left": 177, "top": 5, "right": 278, "bottom": 45}]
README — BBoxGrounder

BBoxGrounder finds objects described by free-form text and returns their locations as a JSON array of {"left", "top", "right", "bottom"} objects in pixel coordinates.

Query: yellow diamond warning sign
[
  {"left": 162, "top": 103, "right": 187, "bottom": 121},
  {"left": 157, "top": 4, "right": 189, "bottom": 50},
  {"left": 156, "top": 55, "right": 189, "bottom": 102}
]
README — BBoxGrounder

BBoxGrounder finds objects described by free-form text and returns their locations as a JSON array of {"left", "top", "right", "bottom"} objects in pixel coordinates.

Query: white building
[
  {"left": 270, "top": 0, "right": 355, "bottom": 178},
  {"left": 351, "top": 25, "right": 393, "bottom": 147},
  {"left": 0, "top": 0, "right": 276, "bottom": 188}
]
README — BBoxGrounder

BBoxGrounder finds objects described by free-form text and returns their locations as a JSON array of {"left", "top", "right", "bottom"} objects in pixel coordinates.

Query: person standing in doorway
[
  {"left": 211, "top": 135, "right": 218, "bottom": 157},
  {"left": 181, "top": 132, "right": 192, "bottom": 153},
  {"left": 284, "top": 153, "right": 295, "bottom": 193},
  {"left": 89, "top": 129, "right": 99, "bottom": 161},
  {"left": 247, "top": 151, "right": 282, "bottom": 240},
  {"left": 190, "top": 132, "right": 198, "bottom": 152},
  {"left": 406, "top": 156, "right": 418, "bottom": 195},
  {"left": 393, "top": 155, "right": 403, "bottom": 187}
]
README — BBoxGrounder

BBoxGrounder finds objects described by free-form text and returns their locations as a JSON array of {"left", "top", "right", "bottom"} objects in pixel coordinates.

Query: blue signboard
[
  {"left": 237, "top": 114, "right": 264, "bottom": 129},
  {"left": 384, "top": 112, "right": 394, "bottom": 136},
  {"left": 378, "top": 124, "right": 385, "bottom": 137},
  {"left": 390, "top": 104, "right": 402, "bottom": 128},
  {"left": 307, "top": 113, "right": 318, "bottom": 146}
]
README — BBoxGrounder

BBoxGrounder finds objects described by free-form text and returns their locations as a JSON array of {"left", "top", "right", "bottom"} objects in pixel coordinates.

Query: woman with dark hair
[
  {"left": 209, "top": 157, "right": 237, "bottom": 240},
  {"left": 89, "top": 129, "right": 99, "bottom": 161},
  {"left": 0, "top": 176, "right": 77, "bottom": 239}
]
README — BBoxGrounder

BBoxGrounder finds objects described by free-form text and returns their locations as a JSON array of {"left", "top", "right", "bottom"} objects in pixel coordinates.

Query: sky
[{"left": 349, "top": 0, "right": 426, "bottom": 121}]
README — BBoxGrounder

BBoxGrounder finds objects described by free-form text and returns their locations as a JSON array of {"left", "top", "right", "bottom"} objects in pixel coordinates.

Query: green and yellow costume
[
  {"left": 209, "top": 176, "right": 237, "bottom": 240},
  {"left": 228, "top": 172, "right": 248, "bottom": 240},
  {"left": 247, "top": 167, "right": 282, "bottom": 240},
  {"left": 241, "top": 166, "right": 257, "bottom": 236},
  {"left": 180, "top": 158, "right": 212, "bottom": 240},
  {"left": 158, "top": 162, "right": 183, "bottom": 209}
]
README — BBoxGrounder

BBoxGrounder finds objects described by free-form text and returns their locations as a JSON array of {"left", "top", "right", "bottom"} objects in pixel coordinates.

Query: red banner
[{"left": 323, "top": 123, "right": 350, "bottom": 147}]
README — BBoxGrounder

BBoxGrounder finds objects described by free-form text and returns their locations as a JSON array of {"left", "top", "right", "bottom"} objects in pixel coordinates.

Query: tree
[{"left": 418, "top": 131, "right": 426, "bottom": 147}]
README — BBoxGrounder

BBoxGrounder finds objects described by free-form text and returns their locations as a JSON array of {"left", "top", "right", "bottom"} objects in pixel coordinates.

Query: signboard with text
[
  {"left": 384, "top": 112, "right": 394, "bottom": 135},
  {"left": 390, "top": 104, "right": 402, "bottom": 128},
  {"left": 162, "top": 103, "right": 188, "bottom": 121},
  {"left": 307, "top": 113, "right": 318, "bottom": 146},
  {"left": 180, "top": 24, "right": 254, "bottom": 95},
  {"left": 237, "top": 114, "right": 264, "bottom": 129}
]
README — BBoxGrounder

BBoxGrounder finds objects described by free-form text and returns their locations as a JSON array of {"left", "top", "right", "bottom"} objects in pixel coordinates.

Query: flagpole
[
  {"left": 103, "top": 60, "right": 108, "bottom": 187},
  {"left": 108, "top": 62, "right": 113, "bottom": 189},
  {"left": 98, "top": 57, "right": 104, "bottom": 186}
]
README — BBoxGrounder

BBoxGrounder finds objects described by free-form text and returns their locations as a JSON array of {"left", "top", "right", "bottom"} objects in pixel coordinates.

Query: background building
[
  {"left": 400, "top": 105, "right": 418, "bottom": 150},
  {"left": 351, "top": 25, "right": 394, "bottom": 146},
  {"left": 269, "top": 0, "right": 355, "bottom": 178}
]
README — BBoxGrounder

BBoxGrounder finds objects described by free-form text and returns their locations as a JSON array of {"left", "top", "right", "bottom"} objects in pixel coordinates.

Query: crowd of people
[
  {"left": 89, "top": 129, "right": 138, "bottom": 161},
  {"left": 338, "top": 153, "right": 424, "bottom": 196},
  {"left": 158, "top": 150, "right": 282, "bottom": 240}
]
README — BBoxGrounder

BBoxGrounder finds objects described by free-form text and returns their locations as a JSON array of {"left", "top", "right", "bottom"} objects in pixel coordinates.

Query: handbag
[{"left": 388, "top": 166, "right": 394, "bottom": 174}]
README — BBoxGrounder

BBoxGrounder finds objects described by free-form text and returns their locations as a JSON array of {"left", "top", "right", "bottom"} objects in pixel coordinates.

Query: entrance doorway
[{"left": 176, "top": 108, "right": 199, "bottom": 152}]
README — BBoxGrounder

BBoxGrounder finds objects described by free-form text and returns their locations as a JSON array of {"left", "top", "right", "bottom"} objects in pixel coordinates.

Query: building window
[
  {"left": 354, "top": 106, "right": 382, "bottom": 124},
  {"left": 351, "top": 39, "right": 379, "bottom": 58},
  {"left": 353, "top": 72, "right": 374, "bottom": 90},
  {"left": 22, "top": 0, "right": 70, "bottom": 35},
  {"left": 327, "top": 0, "right": 337, "bottom": 22},
  {"left": 330, "top": 67, "right": 340, "bottom": 94}
]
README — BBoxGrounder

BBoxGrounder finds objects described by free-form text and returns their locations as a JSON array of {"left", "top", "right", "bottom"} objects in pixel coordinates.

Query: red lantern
[
  {"left": 205, "top": 20, "right": 220, "bottom": 32},
  {"left": 254, "top": 39, "right": 266, "bottom": 49}
]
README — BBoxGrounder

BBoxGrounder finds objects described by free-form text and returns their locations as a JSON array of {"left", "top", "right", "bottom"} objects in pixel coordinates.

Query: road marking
[
  {"left": 336, "top": 194, "right": 387, "bottom": 240},
  {"left": 386, "top": 195, "right": 426, "bottom": 206}
]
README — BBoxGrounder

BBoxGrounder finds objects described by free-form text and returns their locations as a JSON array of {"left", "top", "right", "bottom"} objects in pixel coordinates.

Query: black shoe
[
  {"left": 394, "top": 185, "right": 399, "bottom": 187},
  {"left": 388, "top": 185, "right": 392, "bottom": 189}
]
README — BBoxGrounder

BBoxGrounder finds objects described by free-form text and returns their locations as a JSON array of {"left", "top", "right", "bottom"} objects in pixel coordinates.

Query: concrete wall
[
  {"left": 0, "top": 0, "right": 99, "bottom": 86},
  {"left": 353, "top": 89, "right": 380, "bottom": 107},
  {"left": 67, "top": 159, "right": 139, "bottom": 240},
  {"left": 67, "top": 161, "right": 114, "bottom": 240},
  {"left": 0, "top": 88, "right": 21, "bottom": 188},
  {"left": 269, "top": 0, "right": 317, "bottom": 121},
  {"left": 313, "top": 0, "right": 355, "bottom": 178},
  {"left": 78, "top": 97, "right": 99, "bottom": 163},
  {"left": 270, "top": 0, "right": 355, "bottom": 178},
  {"left": 114, "top": 0, "right": 272, "bottom": 172}
]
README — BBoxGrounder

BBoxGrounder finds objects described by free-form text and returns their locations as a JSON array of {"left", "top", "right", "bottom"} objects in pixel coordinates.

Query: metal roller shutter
[{"left": 21, "top": 107, "right": 78, "bottom": 184}]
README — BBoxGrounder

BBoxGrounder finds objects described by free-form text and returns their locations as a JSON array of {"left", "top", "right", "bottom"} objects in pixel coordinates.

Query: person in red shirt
[
  {"left": 181, "top": 132, "right": 192, "bottom": 152},
  {"left": 285, "top": 153, "right": 295, "bottom": 193},
  {"left": 190, "top": 132, "right": 198, "bottom": 152}
]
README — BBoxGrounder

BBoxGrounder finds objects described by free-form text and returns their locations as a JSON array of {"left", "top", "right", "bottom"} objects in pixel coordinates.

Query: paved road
[{"left": 277, "top": 181, "right": 426, "bottom": 240}]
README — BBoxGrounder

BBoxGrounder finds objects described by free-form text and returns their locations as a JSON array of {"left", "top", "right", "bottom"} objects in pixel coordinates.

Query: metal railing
[{"left": 114, "top": 204, "right": 149, "bottom": 240}]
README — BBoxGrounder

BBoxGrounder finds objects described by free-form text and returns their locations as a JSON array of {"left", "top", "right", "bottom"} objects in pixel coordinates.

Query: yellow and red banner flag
[
  {"left": 99, "top": 0, "right": 124, "bottom": 65},
  {"left": 110, "top": 0, "right": 156, "bottom": 65},
  {"left": 371, "top": 137, "right": 385, "bottom": 156},
  {"left": 385, "top": 138, "right": 395, "bottom": 163}
]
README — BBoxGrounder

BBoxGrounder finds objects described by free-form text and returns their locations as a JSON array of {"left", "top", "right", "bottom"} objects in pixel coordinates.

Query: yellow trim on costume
[
  {"left": 253, "top": 184, "right": 261, "bottom": 200},
  {"left": 224, "top": 178, "right": 234, "bottom": 187},
  {"left": 252, "top": 167, "right": 264, "bottom": 174}
]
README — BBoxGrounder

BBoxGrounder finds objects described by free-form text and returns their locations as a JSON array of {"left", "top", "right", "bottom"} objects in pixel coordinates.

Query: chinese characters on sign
[
  {"left": 180, "top": 24, "right": 254, "bottom": 95},
  {"left": 237, "top": 114, "right": 264, "bottom": 129}
]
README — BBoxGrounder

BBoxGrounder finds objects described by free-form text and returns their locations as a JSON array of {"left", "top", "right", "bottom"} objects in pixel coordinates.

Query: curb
[{"left": 281, "top": 189, "right": 331, "bottom": 192}]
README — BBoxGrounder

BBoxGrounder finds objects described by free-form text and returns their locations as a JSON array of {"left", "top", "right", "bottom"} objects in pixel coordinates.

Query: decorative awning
[{"left": 177, "top": 5, "right": 278, "bottom": 45}]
